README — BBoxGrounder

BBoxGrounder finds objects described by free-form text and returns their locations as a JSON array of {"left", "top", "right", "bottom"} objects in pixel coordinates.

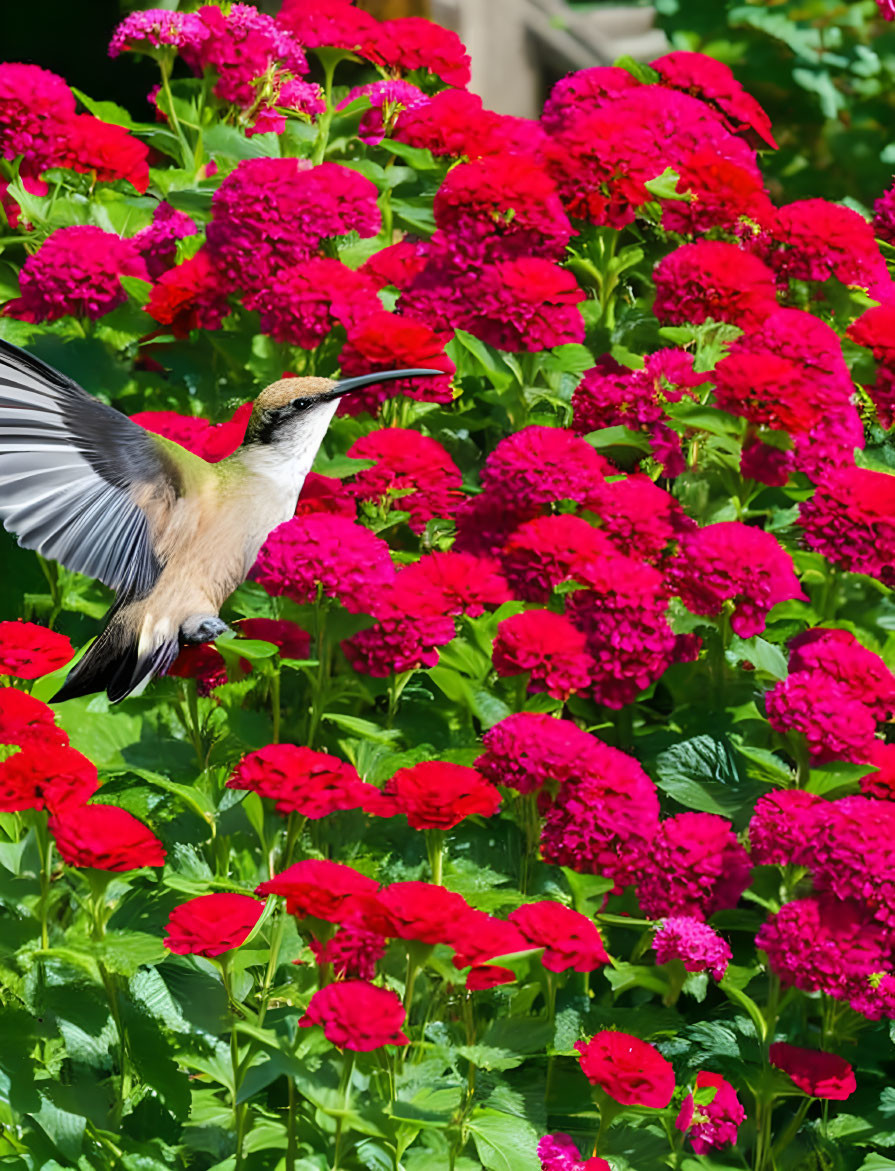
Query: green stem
[
  {"left": 159, "top": 58, "right": 192, "bottom": 168},
  {"left": 34, "top": 816, "right": 52, "bottom": 949},
  {"left": 771, "top": 1097, "right": 812, "bottom": 1160},
  {"left": 426, "top": 829, "right": 445, "bottom": 886},
  {"left": 311, "top": 54, "right": 340, "bottom": 166},
  {"left": 256, "top": 908, "right": 287, "bottom": 1029},
  {"left": 403, "top": 953, "right": 418, "bottom": 1019},
  {"left": 286, "top": 1077, "right": 297, "bottom": 1171},
  {"left": 307, "top": 594, "right": 329, "bottom": 748},
  {"left": 271, "top": 666, "right": 282, "bottom": 745},
  {"left": 332, "top": 1050, "right": 355, "bottom": 1170},
  {"left": 220, "top": 958, "right": 247, "bottom": 1171}
]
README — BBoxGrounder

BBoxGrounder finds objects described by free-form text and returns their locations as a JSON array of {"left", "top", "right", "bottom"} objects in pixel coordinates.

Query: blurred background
[{"left": 4, "top": 0, "right": 895, "bottom": 204}]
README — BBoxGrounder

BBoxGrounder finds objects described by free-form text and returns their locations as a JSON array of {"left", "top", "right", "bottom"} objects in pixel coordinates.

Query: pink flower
[
  {"left": 806, "top": 795, "right": 895, "bottom": 931},
  {"left": 652, "top": 50, "right": 776, "bottom": 147},
  {"left": 538, "top": 1133, "right": 611, "bottom": 1171},
  {"left": 252, "top": 257, "right": 381, "bottom": 346},
  {"left": 668, "top": 522, "right": 804, "bottom": 637},
  {"left": 132, "top": 201, "right": 198, "bottom": 280},
  {"left": 799, "top": 467, "right": 895, "bottom": 586},
  {"left": 584, "top": 473, "right": 695, "bottom": 564},
  {"left": 0, "top": 63, "right": 76, "bottom": 177},
  {"left": 341, "top": 79, "right": 428, "bottom": 144},
  {"left": 653, "top": 241, "right": 778, "bottom": 329},
  {"left": 541, "top": 65, "right": 640, "bottom": 134},
  {"left": 309, "top": 925, "right": 387, "bottom": 980},
  {"left": 206, "top": 158, "right": 380, "bottom": 293},
  {"left": 653, "top": 917, "right": 732, "bottom": 980},
  {"left": 873, "top": 180, "right": 895, "bottom": 245},
  {"left": 788, "top": 628, "right": 895, "bottom": 719},
  {"left": 500, "top": 514, "right": 613, "bottom": 603},
  {"left": 109, "top": 9, "right": 208, "bottom": 57},
  {"left": 765, "top": 672, "right": 879, "bottom": 765},
  {"left": 300, "top": 981, "right": 408, "bottom": 1050},
  {"left": 276, "top": 0, "right": 379, "bottom": 51},
  {"left": 361, "top": 239, "right": 429, "bottom": 291},
  {"left": 4, "top": 226, "right": 148, "bottom": 322},
  {"left": 860, "top": 740, "right": 895, "bottom": 800},
  {"left": 748, "top": 790, "right": 823, "bottom": 866},
  {"left": 363, "top": 17, "right": 471, "bottom": 88},
  {"left": 480, "top": 426, "right": 611, "bottom": 509},
  {"left": 476, "top": 712, "right": 610, "bottom": 797},
  {"left": 347, "top": 428, "right": 462, "bottom": 535},
  {"left": 676, "top": 1071, "right": 746, "bottom": 1154},
  {"left": 637, "top": 813, "right": 752, "bottom": 920},
  {"left": 540, "top": 742, "right": 661, "bottom": 890},
  {"left": 252, "top": 515, "right": 395, "bottom": 612},
  {"left": 492, "top": 610, "right": 593, "bottom": 700}
]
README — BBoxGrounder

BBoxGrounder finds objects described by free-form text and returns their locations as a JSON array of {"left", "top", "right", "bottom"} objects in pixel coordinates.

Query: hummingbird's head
[{"left": 244, "top": 370, "right": 444, "bottom": 446}]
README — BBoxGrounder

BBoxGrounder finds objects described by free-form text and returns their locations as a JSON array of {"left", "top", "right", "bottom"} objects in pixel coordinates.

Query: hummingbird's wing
[{"left": 0, "top": 338, "right": 192, "bottom": 597}]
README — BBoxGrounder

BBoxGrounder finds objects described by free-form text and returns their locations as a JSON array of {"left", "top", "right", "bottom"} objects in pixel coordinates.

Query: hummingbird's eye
[{"left": 291, "top": 397, "right": 312, "bottom": 413}]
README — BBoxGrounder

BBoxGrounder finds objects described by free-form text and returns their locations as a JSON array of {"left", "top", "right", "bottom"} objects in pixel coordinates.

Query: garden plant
[{"left": 1, "top": 2, "right": 895, "bottom": 1169}]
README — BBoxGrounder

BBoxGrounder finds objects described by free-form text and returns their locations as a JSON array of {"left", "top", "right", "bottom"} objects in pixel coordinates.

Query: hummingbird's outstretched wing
[{"left": 0, "top": 338, "right": 189, "bottom": 597}]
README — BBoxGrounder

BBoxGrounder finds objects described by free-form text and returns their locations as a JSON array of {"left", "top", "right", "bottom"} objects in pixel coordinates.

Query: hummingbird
[{"left": 0, "top": 339, "right": 441, "bottom": 703}]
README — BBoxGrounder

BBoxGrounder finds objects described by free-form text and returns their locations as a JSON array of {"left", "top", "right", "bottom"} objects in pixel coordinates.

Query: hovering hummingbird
[{"left": 0, "top": 339, "right": 441, "bottom": 703}]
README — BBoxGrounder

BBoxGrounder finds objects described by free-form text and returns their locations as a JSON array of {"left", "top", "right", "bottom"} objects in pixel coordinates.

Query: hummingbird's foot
[{"left": 180, "top": 615, "right": 230, "bottom": 645}]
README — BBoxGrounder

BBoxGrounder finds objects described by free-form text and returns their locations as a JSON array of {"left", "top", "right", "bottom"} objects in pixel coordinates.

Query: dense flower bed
[{"left": 0, "top": 3, "right": 894, "bottom": 1169}]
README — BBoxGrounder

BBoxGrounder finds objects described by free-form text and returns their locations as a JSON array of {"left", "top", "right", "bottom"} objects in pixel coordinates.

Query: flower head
[
  {"left": 381, "top": 761, "right": 501, "bottom": 830},
  {"left": 799, "top": 467, "right": 895, "bottom": 586},
  {"left": 652, "top": 50, "right": 776, "bottom": 147},
  {"left": 236, "top": 618, "right": 310, "bottom": 660},
  {"left": 253, "top": 257, "right": 381, "bottom": 346},
  {"left": 541, "top": 66, "right": 640, "bottom": 133},
  {"left": 493, "top": 609, "right": 593, "bottom": 700},
  {"left": 0, "top": 743, "right": 97, "bottom": 813},
  {"left": 769, "top": 1043, "right": 856, "bottom": 1100},
  {"left": 538, "top": 1133, "right": 611, "bottom": 1171},
  {"left": 276, "top": 0, "right": 379, "bottom": 51},
  {"left": 476, "top": 712, "right": 607, "bottom": 797},
  {"left": 109, "top": 9, "right": 208, "bottom": 57},
  {"left": 0, "top": 63, "right": 76, "bottom": 176},
  {"left": 257, "top": 859, "right": 379, "bottom": 923},
  {"left": 0, "top": 688, "right": 68, "bottom": 750},
  {"left": 0, "top": 621, "right": 72, "bottom": 679},
  {"left": 676, "top": 1071, "right": 746, "bottom": 1154},
  {"left": 49, "top": 804, "right": 166, "bottom": 870},
  {"left": 500, "top": 514, "right": 612, "bottom": 603},
  {"left": 481, "top": 426, "right": 611, "bottom": 509},
  {"left": 164, "top": 893, "right": 265, "bottom": 957},
  {"left": 301, "top": 981, "right": 408, "bottom": 1050},
  {"left": 637, "top": 813, "right": 752, "bottom": 919},
  {"left": 575, "top": 1031, "right": 676, "bottom": 1108},
  {"left": 749, "top": 790, "right": 823, "bottom": 866},
  {"left": 653, "top": 241, "right": 778, "bottom": 329},
  {"left": 337, "top": 311, "right": 454, "bottom": 415},
  {"left": 309, "top": 925, "right": 387, "bottom": 980},
  {"left": 361, "top": 881, "right": 471, "bottom": 944},
  {"left": 765, "top": 672, "right": 880, "bottom": 765},
  {"left": 788, "top": 628, "right": 895, "bottom": 718},
  {"left": 652, "top": 917, "right": 732, "bottom": 980},
  {"left": 509, "top": 902, "right": 608, "bottom": 972},
  {"left": 347, "top": 429, "right": 462, "bottom": 534},
  {"left": 806, "top": 795, "right": 895, "bottom": 930},
  {"left": 363, "top": 17, "right": 471, "bottom": 88},
  {"left": 228, "top": 744, "right": 373, "bottom": 819},
  {"left": 132, "top": 201, "right": 198, "bottom": 280},
  {"left": 341, "top": 79, "right": 428, "bottom": 144},
  {"left": 146, "top": 249, "right": 232, "bottom": 336}
]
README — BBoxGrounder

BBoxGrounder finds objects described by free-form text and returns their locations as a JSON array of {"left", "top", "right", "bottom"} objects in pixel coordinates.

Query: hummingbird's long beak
[{"left": 324, "top": 368, "right": 447, "bottom": 400}]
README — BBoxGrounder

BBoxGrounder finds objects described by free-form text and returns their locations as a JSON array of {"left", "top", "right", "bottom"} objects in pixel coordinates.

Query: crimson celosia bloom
[
  {"left": 637, "top": 813, "right": 752, "bottom": 920},
  {"left": 765, "top": 672, "right": 879, "bottom": 765},
  {"left": 164, "top": 893, "right": 265, "bottom": 957},
  {"left": 342, "top": 612, "right": 455, "bottom": 677},
  {"left": 652, "top": 50, "right": 776, "bottom": 147},
  {"left": 432, "top": 155, "right": 573, "bottom": 263},
  {"left": 564, "top": 555, "right": 679, "bottom": 708},
  {"left": 257, "top": 859, "right": 379, "bottom": 923},
  {"left": 757, "top": 199, "right": 890, "bottom": 296},
  {"left": 675, "top": 1072, "right": 746, "bottom": 1155},
  {"left": 652, "top": 917, "right": 732, "bottom": 981},
  {"left": 663, "top": 146, "right": 774, "bottom": 235},
  {"left": 538, "top": 1133, "right": 610, "bottom": 1171},
  {"left": 206, "top": 158, "right": 380, "bottom": 292},
  {"left": 4, "top": 226, "right": 148, "bottom": 322},
  {"left": 500, "top": 514, "right": 613, "bottom": 602},
  {"left": 49, "top": 804, "right": 166, "bottom": 870},
  {"left": 800, "top": 466, "right": 895, "bottom": 585},
  {"left": 476, "top": 712, "right": 607, "bottom": 797},
  {"left": 363, "top": 16, "right": 471, "bottom": 88},
  {"left": 382, "top": 762, "right": 501, "bottom": 830},
  {"left": 806, "top": 796, "right": 895, "bottom": 930},
  {"left": 300, "top": 981, "right": 408, "bottom": 1051},
  {"left": 788, "top": 628, "right": 895, "bottom": 718},
  {"left": 540, "top": 65, "right": 640, "bottom": 134},
  {"left": 584, "top": 473, "right": 695, "bottom": 565},
  {"left": 347, "top": 429, "right": 462, "bottom": 534},
  {"left": 132, "top": 201, "right": 198, "bottom": 280},
  {"left": 386, "top": 552, "right": 512, "bottom": 619},
  {"left": 180, "top": 3, "right": 307, "bottom": 108},
  {"left": 401, "top": 257, "right": 585, "bottom": 352},
  {"left": 0, "top": 743, "right": 97, "bottom": 813},
  {"left": 653, "top": 241, "right": 778, "bottom": 329},
  {"left": 337, "top": 311, "right": 454, "bottom": 415},
  {"left": 252, "top": 257, "right": 382, "bottom": 346},
  {"left": 109, "top": 9, "right": 208, "bottom": 57},
  {"left": 237, "top": 619, "right": 310, "bottom": 660},
  {"left": 253, "top": 514, "right": 395, "bottom": 612},
  {"left": 309, "top": 925, "right": 387, "bottom": 980},
  {"left": 492, "top": 609, "right": 593, "bottom": 701},
  {"left": 480, "top": 426, "right": 611, "bottom": 509},
  {"left": 295, "top": 473, "right": 356, "bottom": 519},
  {"left": 575, "top": 1031, "right": 675, "bottom": 1108},
  {"left": 0, "top": 621, "right": 72, "bottom": 679},
  {"left": 453, "top": 491, "right": 541, "bottom": 559},
  {"left": 539, "top": 741, "right": 660, "bottom": 888},
  {"left": 668, "top": 521, "right": 804, "bottom": 637},
  {"left": 769, "top": 1044, "right": 856, "bottom": 1100},
  {"left": 0, "top": 63, "right": 76, "bottom": 179},
  {"left": 755, "top": 896, "right": 893, "bottom": 1015},
  {"left": 146, "top": 249, "right": 232, "bottom": 336},
  {"left": 360, "top": 881, "right": 470, "bottom": 944},
  {"left": 276, "top": 0, "right": 379, "bottom": 50},
  {"left": 228, "top": 744, "right": 372, "bottom": 819},
  {"left": 391, "top": 88, "right": 547, "bottom": 161},
  {"left": 748, "top": 790, "right": 822, "bottom": 866},
  {"left": 0, "top": 688, "right": 68, "bottom": 750},
  {"left": 508, "top": 902, "right": 608, "bottom": 973},
  {"left": 873, "top": 181, "right": 895, "bottom": 245}
]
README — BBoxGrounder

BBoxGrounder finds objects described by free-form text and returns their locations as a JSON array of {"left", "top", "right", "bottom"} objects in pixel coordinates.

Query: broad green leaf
[{"left": 468, "top": 1108, "right": 539, "bottom": 1171}]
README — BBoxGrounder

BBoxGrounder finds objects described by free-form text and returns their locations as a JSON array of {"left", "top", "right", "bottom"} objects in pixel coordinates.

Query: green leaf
[
  {"left": 653, "top": 734, "right": 765, "bottom": 822},
  {"left": 71, "top": 88, "right": 143, "bottom": 130},
  {"left": 468, "top": 1108, "right": 540, "bottom": 1171},
  {"left": 322, "top": 713, "right": 402, "bottom": 744},
  {"left": 203, "top": 124, "right": 280, "bottom": 160}
]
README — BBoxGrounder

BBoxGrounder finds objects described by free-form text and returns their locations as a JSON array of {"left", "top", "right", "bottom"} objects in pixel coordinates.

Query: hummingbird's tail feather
[{"left": 50, "top": 616, "right": 180, "bottom": 704}]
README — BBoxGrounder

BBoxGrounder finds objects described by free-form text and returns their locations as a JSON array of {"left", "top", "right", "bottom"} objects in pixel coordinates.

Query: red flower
[
  {"left": 584, "top": 473, "right": 695, "bottom": 565},
  {"left": 361, "top": 240, "right": 429, "bottom": 291},
  {"left": 146, "top": 249, "right": 232, "bottom": 337},
  {"left": 347, "top": 428, "right": 463, "bottom": 535},
  {"left": 748, "top": 790, "right": 823, "bottom": 866},
  {"left": 132, "top": 202, "right": 199, "bottom": 280},
  {"left": 0, "top": 63, "right": 76, "bottom": 179},
  {"left": 476, "top": 711, "right": 607, "bottom": 797},
  {"left": 228, "top": 744, "right": 372, "bottom": 819},
  {"left": 0, "top": 743, "right": 97, "bottom": 813},
  {"left": 361, "top": 881, "right": 471, "bottom": 944},
  {"left": 651, "top": 50, "right": 776, "bottom": 147},
  {"left": 60, "top": 114, "right": 150, "bottom": 194},
  {"left": 500, "top": 514, "right": 613, "bottom": 602},
  {"left": 449, "top": 909, "right": 528, "bottom": 970},
  {"left": 508, "top": 902, "right": 608, "bottom": 973},
  {"left": 253, "top": 514, "right": 396, "bottom": 612},
  {"left": 309, "top": 925, "right": 387, "bottom": 980},
  {"left": 0, "top": 621, "right": 73, "bottom": 679},
  {"left": 164, "top": 893, "right": 265, "bottom": 957},
  {"left": 252, "top": 257, "right": 382, "bottom": 347},
  {"left": 713, "top": 351, "right": 847, "bottom": 436},
  {"left": 538, "top": 1133, "right": 611, "bottom": 1171},
  {"left": 295, "top": 473, "right": 356, "bottom": 519},
  {"left": 453, "top": 491, "right": 541, "bottom": 559},
  {"left": 133, "top": 400, "right": 252, "bottom": 463},
  {"left": 4, "top": 225, "right": 149, "bottom": 323},
  {"left": 636, "top": 813, "right": 752, "bottom": 920},
  {"left": 769, "top": 1043, "right": 856, "bottom": 1100},
  {"left": 382, "top": 761, "right": 501, "bottom": 831},
  {"left": 236, "top": 619, "right": 310, "bottom": 660},
  {"left": 300, "top": 980, "right": 408, "bottom": 1051},
  {"left": 480, "top": 426, "right": 612, "bottom": 509},
  {"left": 167, "top": 643, "right": 230, "bottom": 697},
  {"left": 847, "top": 303, "right": 895, "bottom": 364},
  {"left": 467, "top": 965, "right": 517, "bottom": 991},
  {"left": 575, "top": 1031, "right": 675, "bottom": 1108},
  {"left": 0, "top": 688, "right": 68, "bottom": 750},
  {"left": 668, "top": 521, "right": 805, "bottom": 638},
  {"left": 364, "top": 17, "right": 471, "bottom": 88},
  {"left": 788, "top": 628, "right": 895, "bottom": 719},
  {"left": 49, "top": 803, "right": 166, "bottom": 871},
  {"left": 492, "top": 610, "right": 593, "bottom": 701},
  {"left": 799, "top": 467, "right": 895, "bottom": 586},
  {"left": 860, "top": 740, "right": 895, "bottom": 800},
  {"left": 805, "top": 795, "right": 895, "bottom": 932},
  {"left": 653, "top": 241, "right": 778, "bottom": 329},
  {"left": 541, "top": 65, "right": 640, "bottom": 133},
  {"left": 387, "top": 552, "right": 512, "bottom": 619},
  {"left": 675, "top": 1071, "right": 746, "bottom": 1154},
  {"left": 276, "top": 0, "right": 379, "bottom": 51},
  {"left": 257, "top": 859, "right": 379, "bottom": 923},
  {"left": 337, "top": 311, "right": 455, "bottom": 415}
]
